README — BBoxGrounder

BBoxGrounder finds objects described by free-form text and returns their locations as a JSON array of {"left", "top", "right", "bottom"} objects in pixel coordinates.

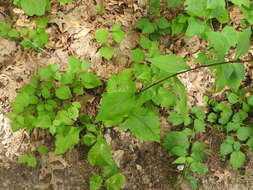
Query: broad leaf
[
  {"left": 121, "top": 107, "right": 160, "bottom": 142},
  {"left": 230, "top": 151, "right": 246, "bottom": 169},
  {"left": 148, "top": 54, "right": 189, "bottom": 74},
  {"left": 235, "top": 27, "right": 252, "bottom": 59}
]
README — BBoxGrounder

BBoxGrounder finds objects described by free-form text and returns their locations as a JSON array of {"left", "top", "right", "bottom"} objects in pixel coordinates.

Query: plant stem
[{"left": 138, "top": 58, "right": 253, "bottom": 94}]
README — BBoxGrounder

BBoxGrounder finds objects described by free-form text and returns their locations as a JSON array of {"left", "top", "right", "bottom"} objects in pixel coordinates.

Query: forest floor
[{"left": 1, "top": 0, "right": 253, "bottom": 190}]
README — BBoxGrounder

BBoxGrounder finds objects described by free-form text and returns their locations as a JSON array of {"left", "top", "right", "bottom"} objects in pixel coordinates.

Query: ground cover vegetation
[{"left": 1, "top": 0, "right": 253, "bottom": 189}]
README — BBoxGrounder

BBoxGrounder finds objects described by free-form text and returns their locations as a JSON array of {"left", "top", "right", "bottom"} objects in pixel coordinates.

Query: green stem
[{"left": 138, "top": 58, "right": 253, "bottom": 94}]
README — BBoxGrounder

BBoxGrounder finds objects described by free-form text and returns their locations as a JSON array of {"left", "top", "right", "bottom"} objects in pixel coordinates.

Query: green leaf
[
  {"left": 226, "top": 63, "right": 245, "bottom": 91},
  {"left": 191, "top": 142, "right": 209, "bottom": 162},
  {"left": 207, "top": 113, "right": 217, "bottom": 123},
  {"left": 135, "top": 18, "right": 156, "bottom": 34},
  {"left": 88, "top": 138, "right": 114, "bottom": 167},
  {"left": 95, "top": 29, "right": 109, "bottom": 44},
  {"left": 96, "top": 92, "right": 135, "bottom": 122},
  {"left": 37, "top": 145, "right": 49, "bottom": 156},
  {"left": 107, "top": 69, "right": 136, "bottom": 93},
  {"left": 221, "top": 26, "right": 238, "bottom": 47},
  {"left": 220, "top": 142, "right": 233, "bottom": 156},
  {"left": 163, "top": 131, "right": 190, "bottom": 154},
  {"left": 105, "top": 173, "right": 125, "bottom": 190},
  {"left": 246, "top": 137, "right": 253, "bottom": 152},
  {"left": 68, "top": 56, "right": 84, "bottom": 73},
  {"left": 192, "top": 107, "right": 205, "bottom": 120},
  {"left": 80, "top": 72, "right": 102, "bottom": 89},
  {"left": 235, "top": 27, "right": 252, "bottom": 59},
  {"left": 140, "top": 36, "right": 151, "bottom": 49},
  {"left": 35, "top": 113, "right": 51, "bottom": 129},
  {"left": 185, "top": 0, "right": 207, "bottom": 17},
  {"left": 230, "top": 151, "right": 246, "bottom": 169},
  {"left": 230, "top": 0, "right": 250, "bottom": 7},
  {"left": 173, "top": 157, "right": 187, "bottom": 164},
  {"left": 99, "top": 46, "right": 114, "bottom": 60},
  {"left": 207, "top": 31, "right": 230, "bottom": 57},
  {"left": 189, "top": 162, "right": 208, "bottom": 175},
  {"left": 237, "top": 127, "right": 253, "bottom": 141},
  {"left": 148, "top": 54, "right": 189, "bottom": 74},
  {"left": 20, "top": 0, "right": 49, "bottom": 16},
  {"left": 121, "top": 107, "right": 160, "bottom": 142},
  {"left": 95, "top": 5, "right": 106, "bottom": 14},
  {"left": 55, "top": 127, "right": 82, "bottom": 154},
  {"left": 131, "top": 48, "right": 145, "bottom": 63},
  {"left": 167, "top": 0, "right": 183, "bottom": 7},
  {"left": 152, "top": 87, "right": 176, "bottom": 108},
  {"left": 38, "top": 64, "right": 58, "bottom": 80},
  {"left": 167, "top": 111, "right": 185, "bottom": 126},
  {"left": 226, "top": 122, "right": 240, "bottom": 132},
  {"left": 247, "top": 95, "right": 253, "bottom": 106},
  {"left": 194, "top": 119, "right": 205, "bottom": 133},
  {"left": 112, "top": 24, "right": 125, "bottom": 43},
  {"left": 156, "top": 17, "right": 170, "bottom": 29},
  {"left": 227, "top": 92, "right": 239, "bottom": 104},
  {"left": 82, "top": 133, "right": 97, "bottom": 146},
  {"left": 55, "top": 85, "right": 72, "bottom": 100},
  {"left": 17, "top": 154, "right": 37, "bottom": 168},
  {"left": 58, "top": 0, "right": 73, "bottom": 3},
  {"left": 89, "top": 175, "right": 103, "bottom": 190},
  {"left": 185, "top": 17, "right": 205, "bottom": 37}
]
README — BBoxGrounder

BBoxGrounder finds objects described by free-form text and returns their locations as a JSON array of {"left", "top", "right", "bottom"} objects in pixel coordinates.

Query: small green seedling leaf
[
  {"left": 95, "top": 29, "right": 109, "bottom": 44},
  {"left": 17, "top": 154, "right": 37, "bottom": 168},
  {"left": 131, "top": 48, "right": 145, "bottom": 63},
  {"left": 105, "top": 173, "right": 126, "bottom": 190},
  {"left": 230, "top": 151, "right": 246, "bottom": 169},
  {"left": 55, "top": 85, "right": 72, "bottom": 100},
  {"left": 90, "top": 175, "right": 103, "bottom": 190},
  {"left": 99, "top": 46, "right": 114, "bottom": 60}
]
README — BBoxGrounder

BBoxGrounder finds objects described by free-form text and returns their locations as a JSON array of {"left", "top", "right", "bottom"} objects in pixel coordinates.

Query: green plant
[
  {"left": 13, "top": 0, "right": 73, "bottom": 16},
  {"left": 17, "top": 154, "right": 37, "bottom": 168},
  {"left": 94, "top": 24, "right": 125, "bottom": 60},
  {"left": 0, "top": 17, "right": 49, "bottom": 51}
]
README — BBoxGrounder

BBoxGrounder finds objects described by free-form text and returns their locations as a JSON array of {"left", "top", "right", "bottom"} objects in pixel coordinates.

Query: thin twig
[{"left": 138, "top": 58, "right": 253, "bottom": 94}]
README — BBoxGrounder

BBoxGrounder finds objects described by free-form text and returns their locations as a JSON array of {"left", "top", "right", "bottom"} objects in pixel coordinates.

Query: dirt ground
[{"left": 1, "top": 0, "right": 253, "bottom": 190}]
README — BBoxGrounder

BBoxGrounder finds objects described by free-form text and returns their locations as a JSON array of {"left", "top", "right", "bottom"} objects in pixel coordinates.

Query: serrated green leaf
[
  {"left": 230, "top": 0, "right": 250, "bottom": 7},
  {"left": 235, "top": 27, "right": 252, "bottom": 59},
  {"left": 88, "top": 138, "right": 114, "bottom": 167},
  {"left": 17, "top": 154, "right": 37, "bottom": 168},
  {"left": 121, "top": 107, "right": 160, "bottom": 142},
  {"left": 227, "top": 92, "right": 239, "bottom": 104},
  {"left": 20, "top": 0, "right": 49, "bottom": 16},
  {"left": 82, "top": 133, "right": 97, "bottom": 146},
  {"left": 207, "top": 113, "right": 217, "bottom": 123},
  {"left": 55, "top": 127, "right": 82, "bottom": 154},
  {"left": 105, "top": 173, "right": 125, "bottom": 190},
  {"left": 140, "top": 36, "right": 151, "bottom": 49},
  {"left": 226, "top": 122, "right": 240, "bottom": 132},
  {"left": 131, "top": 48, "right": 145, "bottom": 63},
  {"left": 107, "top": 69, "right": 136, "bottom": 93},
  {"left": 152, "top": 87, "right": 176, "bottom": 108},
  {"left": 148, "top": 54, "right": 189, "bottom": 74},
  {"left": 96, "top": 92, "right": 135, "bottom": 122},
  {"left": 99, "top": 46, "right": 114, "bottom": 60},
  {"left": 191, "top": 142, "right": 209, "bottom": 162},
  {"left": 173, "top": 157, "right": 186, "bottom": 164},
  {"left": 95, "top": 29, "right": 109, "bottom": 44},
  {"left": 237, "top": 127, "right": 253, "bottom": 141},
  {"left": 185, "top": 17, "right": 205, "bottom": 37},
  {"left": 220, "top": 142, "right": 233, "bottom": 156},
  {"left": 247, "top": 94, "right": 253, "bottom": 106},
  {"left": 89, "top": 175, "right": 103, "bottom": 190},
  {"left": 167, "top": 0, "right": 183, "bottom": 7},
  {"left": 156, "top": 17, "right": 170, "bottom": 29},
  {"left": 185, "top": 0, "right": 207, "bottom": 17},
  {"left": 55, "top": 85, "right": 72, "bottom": 100},
  {"left": 80, "top": 72, "right": 102, "bottom": 89},
  {"left": 189, "top": 162, "right": 208, "bottom": 175},
  {"left": 194, "top": 119, "right": 205, "bottom": 133},
  {"left": 163, "top": 131, "right": 190, "bottom": 154},
  {"left": 230, "top": 151, "right": 246, "bottom": 169},
  {"left": 167, "top": 111, "right": 185, "bottom": 126},
  {"left": 192, "top": 107, "right": 205, "bottom": 120}
]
